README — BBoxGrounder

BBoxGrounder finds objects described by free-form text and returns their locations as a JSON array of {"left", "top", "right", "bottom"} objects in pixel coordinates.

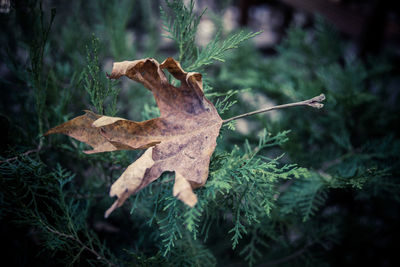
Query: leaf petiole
[{"left": 222, "top": 94, "right": 326, "bottom": 124}]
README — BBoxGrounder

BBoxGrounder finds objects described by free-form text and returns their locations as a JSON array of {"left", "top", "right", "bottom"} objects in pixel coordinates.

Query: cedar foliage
[{"left": 1, "top": 0, "right": 399, "bottom": 266}]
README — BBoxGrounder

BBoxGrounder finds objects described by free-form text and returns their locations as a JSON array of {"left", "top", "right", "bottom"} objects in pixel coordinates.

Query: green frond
[
  {"left": 169, "top": 231, "right": 216, "bottom": 267},
  {"left": 84, "top": 35, "right": 120, "bottom": 115},
  {"left": 279, "top": 174, "right": 327, "bottom": 222},
  {"left": 186, "top": 30, "right": 262, "bottom": 71},
  {"left": 160, "top": 0, "right": 204, "bottom": 65},
  {"left": 158, "top": 197, "right": 183, "bottom": 256},
  {"left": 239, "top": 227, "right": 269, "bottom": 266},
  {"left": 0, "top": 156, "right": 117, "bottom": 266}
]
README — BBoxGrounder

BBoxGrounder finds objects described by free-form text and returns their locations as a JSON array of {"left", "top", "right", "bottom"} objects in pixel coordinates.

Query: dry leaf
[{"left": 45, "top": 57, "right": 223, "bottom": 217}]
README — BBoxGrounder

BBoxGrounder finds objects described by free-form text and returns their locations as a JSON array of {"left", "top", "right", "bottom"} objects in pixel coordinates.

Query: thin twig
[
  {"left": 0, "top": 147, "right": 41, "bottom": 163},
  {"left": 222, "top": 94, "right": 325, "bottom": 124},
  {"left": 44, "top": 225, "right": 117, "bottom": 267},
  {"left": 74, "top": 193, "right": 105, "bottom": 200},
  {"left": 258, "top": 243, "right": 312, "bottom": 266},
  {"left": 319, "top": 151, "right": 356, "bottom": 172}
]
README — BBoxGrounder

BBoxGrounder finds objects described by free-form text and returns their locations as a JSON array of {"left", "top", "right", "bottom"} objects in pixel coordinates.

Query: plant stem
[
  {"left": 0, "top": 146, "right": 41, "bottom": 163},
  {"left": 222, "top": 94, "right": 326, "bottom": 124},
  {"left": 44, "top": 225, "right": 117, "bottom": 267},
  {"left": 259, "top": 243, "right": 312, "bottom": 266}
]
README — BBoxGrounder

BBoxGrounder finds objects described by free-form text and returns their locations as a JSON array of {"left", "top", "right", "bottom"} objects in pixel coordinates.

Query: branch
[
  {"left": 0, "top": 147, "right": 41, "bottom": 163},
  {"left": 259, "top": 243, "right": 312, "bottom": 266},
  {"left": 222, "top": 94, "right": 325, "bottom": 124},
  {"left": 44, "top": 225, "right": 117, "bottom": 267}
]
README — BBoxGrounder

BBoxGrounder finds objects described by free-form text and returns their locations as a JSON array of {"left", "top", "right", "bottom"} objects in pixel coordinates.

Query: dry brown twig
[{"left": 222, "top": 94, "right": 326, "bottom": 124}]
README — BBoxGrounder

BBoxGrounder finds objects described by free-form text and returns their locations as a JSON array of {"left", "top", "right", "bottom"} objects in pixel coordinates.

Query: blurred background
[
  {"left": 1, "top": 0, "right": 400, "bottom": 266},
  {"left": 1, "top": 0, "right": 400, "bottom": 126}
]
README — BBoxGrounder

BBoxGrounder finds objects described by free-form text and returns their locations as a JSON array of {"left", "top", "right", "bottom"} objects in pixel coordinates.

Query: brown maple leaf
[
  {"left": 45, "top": 56, "right": 326, "bottom": 217},
  {"left": 45, "top": 57, "right": 223, "bottom": 217}
]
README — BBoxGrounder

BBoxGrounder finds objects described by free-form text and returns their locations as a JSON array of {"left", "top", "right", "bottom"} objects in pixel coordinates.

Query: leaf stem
[{"left": 222, "top": 94, "right": 325, "bottom": 124}]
